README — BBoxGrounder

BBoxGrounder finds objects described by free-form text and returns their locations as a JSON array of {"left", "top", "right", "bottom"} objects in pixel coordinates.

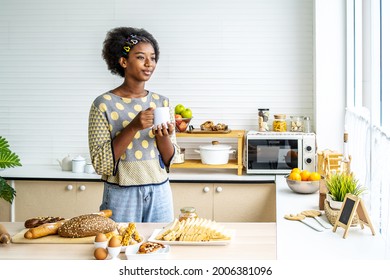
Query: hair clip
[{"left": 122, "top": 34, "right": 141, "bottom": 55}]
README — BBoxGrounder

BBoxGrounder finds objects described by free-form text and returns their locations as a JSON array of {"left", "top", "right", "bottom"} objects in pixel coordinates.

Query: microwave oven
[{"left": 245, "top": 131, "right": 316, "bottom": 174}]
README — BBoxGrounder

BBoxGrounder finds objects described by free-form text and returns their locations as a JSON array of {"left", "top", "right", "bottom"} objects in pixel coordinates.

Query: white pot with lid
[
  {"left": 195, "top": 142, "right": 235, "bottom": 165},
  {"left": 72, "top": 155, "right": 86, "bottom": 173}
]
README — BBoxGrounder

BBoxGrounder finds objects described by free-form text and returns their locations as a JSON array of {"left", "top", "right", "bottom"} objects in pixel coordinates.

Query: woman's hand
[
  {"left": 152, "top": 122, "right": 175, "bottom": 137},
  {"left": 132, "top": 107, "right": 154, "bottom": 130}
]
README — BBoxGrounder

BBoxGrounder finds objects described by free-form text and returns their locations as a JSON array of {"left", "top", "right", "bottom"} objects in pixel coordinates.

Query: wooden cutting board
[
  {"left": 11, "top": 229, "right": 94, "bottom": 244},
  {"left": 187, "top": 129, "right": 231, "bottom": 134}
]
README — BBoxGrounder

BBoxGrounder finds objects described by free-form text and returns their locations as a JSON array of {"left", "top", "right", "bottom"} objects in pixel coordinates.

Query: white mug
[
  {"left": 84, "top": 163, "right": 95, "bottom": 174},
  {"left": 154, "top": 107, "right": 170, "bottom": 127}
]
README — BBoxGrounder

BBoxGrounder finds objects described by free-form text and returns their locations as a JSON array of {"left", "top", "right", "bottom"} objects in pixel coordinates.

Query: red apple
[
  {"left": 178, "top": 121, "right": 188, "bottom": 132},
  {"left": 175, "top": 114, "right": 183, "bottom": 125}
]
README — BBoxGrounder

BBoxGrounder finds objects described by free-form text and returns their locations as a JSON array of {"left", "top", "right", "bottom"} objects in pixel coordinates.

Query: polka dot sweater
[{"left": 88, "top": 91, "right": 178, "bottom": 187}]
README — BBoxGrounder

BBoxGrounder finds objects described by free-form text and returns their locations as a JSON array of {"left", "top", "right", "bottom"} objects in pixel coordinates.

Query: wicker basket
[{"left": 324, "top": 199, "right": 359, "bottom": 226}]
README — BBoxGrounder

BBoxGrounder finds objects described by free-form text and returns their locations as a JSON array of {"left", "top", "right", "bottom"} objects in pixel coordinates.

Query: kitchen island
[{"left": 0, "top": 222, "right": 276, "bottom": 260}]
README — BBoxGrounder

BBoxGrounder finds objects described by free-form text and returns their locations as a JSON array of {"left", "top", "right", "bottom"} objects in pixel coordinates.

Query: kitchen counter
[
  {"left": 1, "top": 165, "right": 388, "bottom": 260},
  {"left": 0, "top": 222, "right": 276, "bottom": 260},
  {"left": 0, "top": 164, "right": 275, "bottom": 182},
  {"left": 275, "top": 176, "right": 386, "bottom": 260}
]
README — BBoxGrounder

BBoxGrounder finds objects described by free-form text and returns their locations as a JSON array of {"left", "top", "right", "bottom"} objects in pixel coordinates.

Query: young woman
[{"left": 88, "top": 27, "right": 178, "bottom": 222}]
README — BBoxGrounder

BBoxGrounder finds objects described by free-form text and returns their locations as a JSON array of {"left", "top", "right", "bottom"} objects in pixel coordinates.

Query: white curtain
[{"left": 345, "top": 107, "right": 390, "bottom": 257}]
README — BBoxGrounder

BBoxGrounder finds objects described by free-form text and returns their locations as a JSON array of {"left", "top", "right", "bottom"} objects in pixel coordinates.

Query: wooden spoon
[
  {"left": 301, "top": 210, "right": 332, "bottom": 229},
  {"left": 284, "top": 214, "right": 324, "bottom": 232}
]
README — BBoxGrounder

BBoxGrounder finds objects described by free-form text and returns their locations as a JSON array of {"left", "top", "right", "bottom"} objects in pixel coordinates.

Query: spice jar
[
  {"left": 273, "top": 114, "right": 287, "bottom": 132},
  {"left": 258, "top": 109, "right": 269, "bottom": 131},
  {"left": 290, "top": 116, "right": 304, "bottom": 132},
  {"left": 179, "top": 207, "right": 198, "bottom": 221}
]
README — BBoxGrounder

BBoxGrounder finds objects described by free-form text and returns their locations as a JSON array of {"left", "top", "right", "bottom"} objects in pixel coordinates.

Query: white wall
[{"left": 0, "top": 0, "right": 314, "bottom": 165}]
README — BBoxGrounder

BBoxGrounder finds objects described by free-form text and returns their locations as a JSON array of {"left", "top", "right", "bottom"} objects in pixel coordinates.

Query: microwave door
[{"left": 247, "top": 138, "right": 300, "bottom": 174}]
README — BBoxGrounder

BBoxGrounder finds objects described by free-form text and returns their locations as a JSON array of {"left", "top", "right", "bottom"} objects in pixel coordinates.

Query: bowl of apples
[{"left": 174, "top": 104, "right": 193, "bottom": 133}]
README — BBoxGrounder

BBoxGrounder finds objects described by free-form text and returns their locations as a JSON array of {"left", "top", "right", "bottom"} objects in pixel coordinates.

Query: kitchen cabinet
[
  {"left": 171, "top": 182, "right": 275, "bottom": 222},
  {"left": 0, "top": 198, "right": 11, "bottom": 221},
  {"left": 13, "top": 181, "right": 104, "bottom": 222},
  {"left": 172, "top": 130, "right": 245, "bottom": 175}
]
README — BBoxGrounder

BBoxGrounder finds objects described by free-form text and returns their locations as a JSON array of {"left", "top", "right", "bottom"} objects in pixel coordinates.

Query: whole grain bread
[{"left": 58, "top": 214, "right": 116, "bottom": 238}]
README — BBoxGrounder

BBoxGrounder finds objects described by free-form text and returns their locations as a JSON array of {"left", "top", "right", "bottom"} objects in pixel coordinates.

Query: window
[{"left": 346, "top": 0, "right": 390, "bottom": 258}]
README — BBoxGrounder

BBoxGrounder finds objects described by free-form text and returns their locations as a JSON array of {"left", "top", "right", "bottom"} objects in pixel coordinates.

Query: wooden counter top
[{"left": 0, "top": 222, "right": 276, "bottom": 260}]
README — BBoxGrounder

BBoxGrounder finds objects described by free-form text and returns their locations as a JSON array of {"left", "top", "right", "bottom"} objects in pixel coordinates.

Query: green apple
[
  {"left": 175, "top": 104, "right": 185, "bottom": 115},
  {"left": 181, "top": 108, "right": 192, "bottom": 119}
]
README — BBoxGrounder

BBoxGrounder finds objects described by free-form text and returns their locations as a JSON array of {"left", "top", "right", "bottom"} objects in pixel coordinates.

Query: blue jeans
[{"left": 100, "top": 180, "right": 174, "bottom": 223}]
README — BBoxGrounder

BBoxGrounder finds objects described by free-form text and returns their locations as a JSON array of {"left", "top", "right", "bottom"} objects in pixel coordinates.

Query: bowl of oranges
[{"left": 285, "top": 168, "right": 323, "bottom": 194}]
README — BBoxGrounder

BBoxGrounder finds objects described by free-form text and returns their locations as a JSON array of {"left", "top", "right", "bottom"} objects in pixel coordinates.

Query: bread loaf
[
  {"left": 58, "top": 214, "right": 116, "bottom": 238},
  {"left": 24, "top": 216, "right": 65, "bottom": 228}
]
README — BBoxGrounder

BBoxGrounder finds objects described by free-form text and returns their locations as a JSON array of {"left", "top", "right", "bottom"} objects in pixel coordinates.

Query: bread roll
[
  {"left": 137, "top": 242, "right": 165, "bottom": 254},
  {"left": 58, "top": 214, "right": 116, "bottom": 238}
]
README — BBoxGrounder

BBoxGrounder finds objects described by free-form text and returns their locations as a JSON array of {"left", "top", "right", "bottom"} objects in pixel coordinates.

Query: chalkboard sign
[
  {"left": 339, "top": 197, "right": 355, "bottom": 225},
  {"left": 333, "top": 193, "right": 375, "bottom": 239}
]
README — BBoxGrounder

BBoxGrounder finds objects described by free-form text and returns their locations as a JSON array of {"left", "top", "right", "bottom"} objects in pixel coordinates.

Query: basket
[{"left": 324, "top": 199, "right": 359, "bottom": 226}]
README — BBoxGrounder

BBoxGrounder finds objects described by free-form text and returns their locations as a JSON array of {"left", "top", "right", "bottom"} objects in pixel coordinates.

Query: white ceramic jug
[
  {"left": 72, "top": 155, "right": 86, "bottom": 173},
  {"left": 58, "top": 155, "right": 72, "bottom": 171}
]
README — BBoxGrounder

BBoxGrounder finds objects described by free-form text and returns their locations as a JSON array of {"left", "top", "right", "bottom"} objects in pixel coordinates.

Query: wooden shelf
[{"left": 172, "top": 130, "right": 245, "bottom": 175}]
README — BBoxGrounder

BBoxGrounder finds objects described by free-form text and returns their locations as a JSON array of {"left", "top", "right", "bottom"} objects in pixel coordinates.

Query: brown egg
[
  {"left": 108, "top": 236, "right": 121, "bottom": 247},
  {"left": 94, "top": 247, "right": 108, "bottom": 260},
  {"left": 95, "top": 233, "right": 107, "bottom": 242}
]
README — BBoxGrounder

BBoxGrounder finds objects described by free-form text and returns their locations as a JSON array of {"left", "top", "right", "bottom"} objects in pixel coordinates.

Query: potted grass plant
[
  {"left": 0, "top": 136, "right": 21, "bottom": 204},
  {"left": 325, "top": 172, "right": 366, "bottom": 209}
]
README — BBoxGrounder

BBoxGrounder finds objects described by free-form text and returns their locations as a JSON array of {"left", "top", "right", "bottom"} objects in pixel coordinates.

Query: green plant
[
  {"left": 326, "top": 172, "right": 366, "bottom": 202},
  {"left": 0, "top": 136, "right": 21, "bottom": 203}
]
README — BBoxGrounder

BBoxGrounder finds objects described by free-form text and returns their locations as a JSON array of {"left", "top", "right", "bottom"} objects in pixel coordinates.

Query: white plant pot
[{"left": 326, "top": 193, "right": 343, "bottom": 210}]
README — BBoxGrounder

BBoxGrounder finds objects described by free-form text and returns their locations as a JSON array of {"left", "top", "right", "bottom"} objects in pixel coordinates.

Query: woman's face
[{"left": 124, "top": 42, "right": 157, "bottom": 81}]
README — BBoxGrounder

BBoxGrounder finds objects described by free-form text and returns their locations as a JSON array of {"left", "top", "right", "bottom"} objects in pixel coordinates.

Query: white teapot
[{"left": 57, "top": 155, "right": 72, "bottom": 171}]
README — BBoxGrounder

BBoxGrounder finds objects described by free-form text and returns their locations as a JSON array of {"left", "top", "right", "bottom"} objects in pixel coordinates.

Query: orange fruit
[
  {"left": 291, "top": 168, "right": 301, "bottom": 174},
  {"left": 309, "top": 172, "right": 321, "bottom": 181},
  {"left": 289, "top": 172, "right": 301, "bottom": 181},
  {"left": 300, "top": 170, "right": 311, "bottom": 181}
]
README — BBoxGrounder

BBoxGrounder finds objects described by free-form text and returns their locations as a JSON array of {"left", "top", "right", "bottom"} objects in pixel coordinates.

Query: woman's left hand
[{"left": 152, "top": 122, "right": 175, "bottom": 137}]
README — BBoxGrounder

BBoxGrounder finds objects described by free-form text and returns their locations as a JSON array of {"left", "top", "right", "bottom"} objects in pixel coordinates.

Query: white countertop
[
  {"left": 1, "top": 165, "right": 387, "bottom": 259},
  {"left": 0, "top": 164, "right": 275, "bottom": 182},
  {"left": 275, "top": 175, "right": 386, "bottom": 260}
]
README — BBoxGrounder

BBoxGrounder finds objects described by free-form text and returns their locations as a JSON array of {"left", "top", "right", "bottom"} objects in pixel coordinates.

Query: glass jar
[
  {"left": 290, "top": 116, "right": 304, "bottom": 132},
  {"left": 304, "top": 116, "right": 311, "bottom": 133},
  {"left": 258, "top": 108, "right": 270, "bottom": 131},
  {"left": 179, "top": 207, "right": 198, "bottom": 222},
  {"left": 273, "top": 114, "right": 287, "bottom": 132}
]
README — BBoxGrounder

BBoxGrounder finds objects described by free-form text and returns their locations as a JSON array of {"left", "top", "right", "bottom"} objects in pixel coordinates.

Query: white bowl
[
  {"left": 285, "top": 175, "right": 321, "bottom": 194},
  {"left": 120, "top": 236, "right": 144, "bottom": 252},
  {"left": 125, "top": 244, "right": 170, "bottom": 260},
  {"left": 94, "top": 240, "right": 108, "bottom": 249}
]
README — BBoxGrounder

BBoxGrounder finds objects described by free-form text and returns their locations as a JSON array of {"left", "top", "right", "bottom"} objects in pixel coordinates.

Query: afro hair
[{"left": 102, "top": 27, "right": 160, "bottom": 77}]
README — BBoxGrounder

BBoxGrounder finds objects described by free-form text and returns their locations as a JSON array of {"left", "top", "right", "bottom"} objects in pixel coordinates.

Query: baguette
[
  {"left": 24, "top": 220, "right": 67, "bottom": 239},
  {"left": 0, "top": 223, "right": 11, "bottom": 244},
  {"left": 94, "top": 209, "right": 112, "bottom": 218}
]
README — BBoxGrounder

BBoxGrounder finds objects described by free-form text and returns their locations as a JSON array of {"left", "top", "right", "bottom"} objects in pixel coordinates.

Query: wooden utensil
[
  {"left": 301, "top": 210, "right": 332, "bottom": 229},
  {"left": 284, "top": 214, "right": 324, "bottom": 232}
]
